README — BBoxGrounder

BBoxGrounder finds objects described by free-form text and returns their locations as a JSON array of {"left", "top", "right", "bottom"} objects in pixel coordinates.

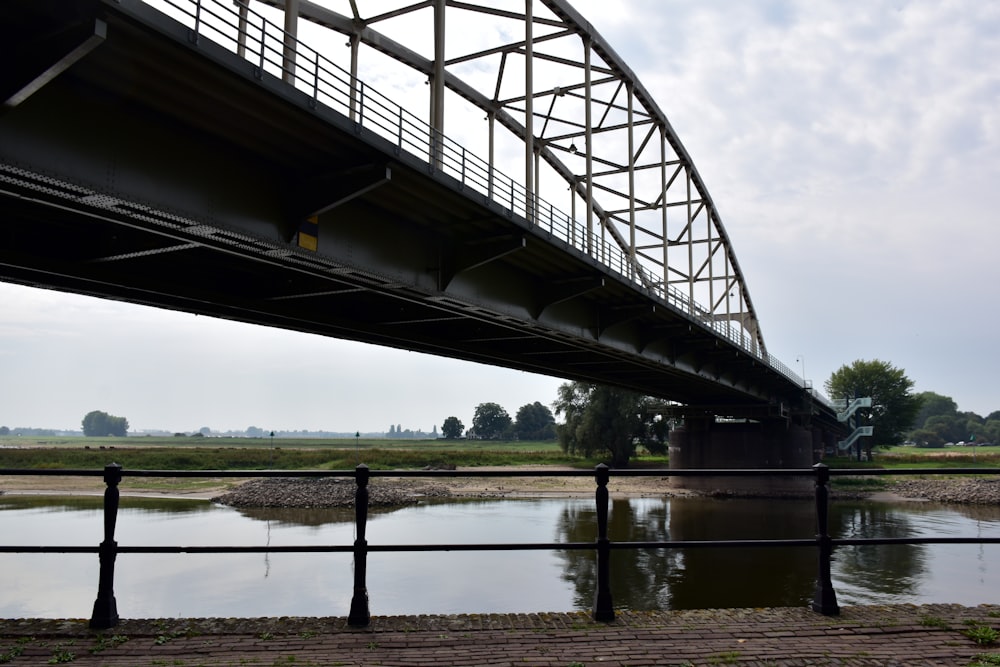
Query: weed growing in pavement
[
  {"left": 970, "top": 654, "right": 1000, "bottom": 666},
  {"left": 0, "top": 639, "right": 28, "bottom": 664},
  {"left": 965, "top": 626, "right": 1000, "bottom": 646},
  {"left": 47, "top": 643, "right": 75, "bottom": 664},
  {"left": 920, "top": 615, "right": 949, "bottom": 628},
  {"left": 90, "top": 633, "right": 129, "bottom": 653},
  {"left": 707, "top": 652, "right": 740, "bottom": 664},
  {"left": 154, "top": 625, "right": 199, "bottom": 645}
]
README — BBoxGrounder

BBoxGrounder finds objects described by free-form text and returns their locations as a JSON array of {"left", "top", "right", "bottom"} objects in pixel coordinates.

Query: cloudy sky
[{"left": 2, "top": 0, "right": 998, "bottom": 434}]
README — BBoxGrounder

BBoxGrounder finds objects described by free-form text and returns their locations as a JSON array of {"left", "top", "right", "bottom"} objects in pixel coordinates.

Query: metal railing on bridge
[
  {"left": 2, "top": 463, "right": 999, "bottom": 628},
  {"left": 138, "top": 0, "right": 825, "bottom": 396}
]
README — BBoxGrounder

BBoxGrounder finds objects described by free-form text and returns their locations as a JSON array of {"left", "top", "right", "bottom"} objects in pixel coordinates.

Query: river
[{"left": 2, "top": 495, "right": 999, "bottom": 618}]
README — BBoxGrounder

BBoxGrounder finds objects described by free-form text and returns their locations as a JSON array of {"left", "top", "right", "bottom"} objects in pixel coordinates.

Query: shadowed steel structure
[{"left": 0, "top": 0, "right": 840, "bottom": 428}]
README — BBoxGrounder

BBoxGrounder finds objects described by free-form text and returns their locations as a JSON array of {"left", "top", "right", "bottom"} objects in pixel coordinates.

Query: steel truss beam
[{"left": 257, "top": 0, "right": 766, "bottom": 356}]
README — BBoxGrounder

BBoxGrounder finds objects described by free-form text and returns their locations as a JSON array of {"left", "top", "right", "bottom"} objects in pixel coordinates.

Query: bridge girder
[
  {"left": 0, "top": 0, "right": 842, "bottom": 428},
  {"left": 255, "top": 0, "right": 766, "bottom": 355}
]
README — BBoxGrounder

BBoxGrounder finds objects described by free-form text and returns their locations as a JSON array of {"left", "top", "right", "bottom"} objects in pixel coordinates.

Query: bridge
[{"left": 0, "top": 0, "right": 847, "bottom": 474}]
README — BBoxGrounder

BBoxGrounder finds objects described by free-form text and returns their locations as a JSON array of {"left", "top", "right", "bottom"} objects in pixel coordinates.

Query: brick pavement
[{"left": 2, "top": 604, "right": 999, "bottom": 666}]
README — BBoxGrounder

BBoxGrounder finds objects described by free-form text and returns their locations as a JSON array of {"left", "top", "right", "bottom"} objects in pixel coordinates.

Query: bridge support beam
[{"left": 669, "top": 418, "right": 814, "bottom": 495}]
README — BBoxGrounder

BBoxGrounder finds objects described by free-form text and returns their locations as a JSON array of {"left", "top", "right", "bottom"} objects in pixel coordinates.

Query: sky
[{"left": 2, "top": 0, "right": 998, "bottom": 434}]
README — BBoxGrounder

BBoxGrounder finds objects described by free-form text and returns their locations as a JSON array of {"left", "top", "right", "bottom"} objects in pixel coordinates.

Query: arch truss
[{"left": 245, "top": 0, "right": 767, "bottom": 355}]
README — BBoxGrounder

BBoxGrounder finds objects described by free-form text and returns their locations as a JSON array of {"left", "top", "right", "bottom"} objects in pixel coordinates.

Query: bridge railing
[
  {"left": 136, "top": 0, "right": 825, "bottom": 385},
  {"left": 3, "top": 463, "right": 1000, "bottom": 628}
]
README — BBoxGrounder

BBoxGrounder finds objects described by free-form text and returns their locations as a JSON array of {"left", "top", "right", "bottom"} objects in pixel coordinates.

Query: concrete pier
[{"left": 669, "top": 418, "right": 816, "bottom": 494}]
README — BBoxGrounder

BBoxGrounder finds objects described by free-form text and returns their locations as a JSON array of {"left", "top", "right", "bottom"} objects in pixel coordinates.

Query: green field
[
  {"left": 2, "top": 435, "right": 998, "bottom": 473},
  {"left": 0, "top": 435, "right": 603, "bottom": 470}
]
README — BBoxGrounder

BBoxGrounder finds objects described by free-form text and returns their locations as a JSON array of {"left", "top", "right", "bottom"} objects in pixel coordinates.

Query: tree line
[
  {"left": 33, "top": 357, "right": 993, "bottom": 466},
  {"left": 441, "top": 387, "right": 670, "bottom": 467},
  {"left": 441, "top": 401, "right": 558, "bottom": 441},
  {"left": 824, "top": 358, "right": 1000, "bottom": 454}
]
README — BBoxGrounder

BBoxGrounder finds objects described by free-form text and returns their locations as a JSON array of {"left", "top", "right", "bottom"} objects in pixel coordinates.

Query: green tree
[
  {"left": 441, "top": 416, "right": 464, "bottom": 439},
  {"left": 513, "top": 401, "right": 556, "bottom": 440},
  {"left": 81, "top": 410, "right": 129, "bottom": 437},
  {"left": 824, "top": 359, "right": 922, "bottom": 456},
  {"left": 983, "top": 419, "right": 1000, "bottom": 445},
  {"left": 471, "top": 402, "right": 511, "bottom": 440},
  {"left": 924, "top": 414, "right": 964, "bottom": 444},
  {"left": 552, "top": 382, "right": 653, "bottom": 467},
  {"left": 911, "top": 392, "right": 958, "bottom": 430},
  {"left": 909, "top": 427, "right": 945, "bottom": 448}
]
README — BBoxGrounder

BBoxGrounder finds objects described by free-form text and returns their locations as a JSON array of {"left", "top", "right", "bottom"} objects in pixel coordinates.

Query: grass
[
  {"left": 5, "top": 435, "right": 999, "bottom": 478},
  {"left": 0, "top": 439, "right": 579, "bottom": 471}
]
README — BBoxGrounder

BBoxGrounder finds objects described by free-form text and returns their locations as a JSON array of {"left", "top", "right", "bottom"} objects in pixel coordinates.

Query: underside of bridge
[{"left": 0, "top": 0, "right": 845, "bottom": 453}]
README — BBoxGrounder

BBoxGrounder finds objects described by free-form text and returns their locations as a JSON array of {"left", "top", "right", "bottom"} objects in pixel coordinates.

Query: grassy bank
[
  {"left": 0, "top": 436, "right": 624, "bottom": 470},
  {"left": 0, "top": 435, "right": 563, "bottom": 451}
]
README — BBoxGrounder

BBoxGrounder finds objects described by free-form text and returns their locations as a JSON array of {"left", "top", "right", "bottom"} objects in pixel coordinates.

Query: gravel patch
[
  {"left": 211, "top": 476, "right": 452, "bottom": 508},
  {"left": 888, "top": 477, "right": 1000, "bottom": 504}
]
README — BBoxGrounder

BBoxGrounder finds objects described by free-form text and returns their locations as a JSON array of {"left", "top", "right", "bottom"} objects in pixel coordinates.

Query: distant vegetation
[{"left": 0, "top": 436, "right": 597, "bottom": 471}]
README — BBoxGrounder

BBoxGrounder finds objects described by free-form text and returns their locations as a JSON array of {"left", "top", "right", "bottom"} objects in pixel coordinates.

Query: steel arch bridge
[
  {"left": 1, "top": 0, "right": 836, "bottom": 424},
  {"left": 260, "top": 0, "right": 765, "bottom": 357}
]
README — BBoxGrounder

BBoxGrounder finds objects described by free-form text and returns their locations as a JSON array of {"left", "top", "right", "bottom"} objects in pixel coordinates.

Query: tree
[
  {"left": 824, "top": 359, "right": 922, "bottom": 456},
  {"left": 909, "top": 428, "right": 945, "bottom": 448},
  {"left": 911, "top": 392, "right": 958, "bottom": 431},
  {"left": 441, "top": 416, "right": 464, "bottom": 439},
  {"left": 471, "top": 402, "right": 512, "bottom": 439},
  {"left": 81, "top": 410, "right": 129, "bottom": 437},
  {"left": 513, "top": 401, "right": 556, "bottom": 440},
  {"left": 552, "top": 382, "right": 656, "bottom": 467}
]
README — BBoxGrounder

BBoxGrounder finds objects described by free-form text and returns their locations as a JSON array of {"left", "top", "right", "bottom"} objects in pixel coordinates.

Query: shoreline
[{"left": 5, "top": 468, "right": 1000, "bottom": 505}]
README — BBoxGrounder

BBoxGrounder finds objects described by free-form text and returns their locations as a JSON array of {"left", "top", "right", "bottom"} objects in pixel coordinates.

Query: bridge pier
[{"left": 669, "top": 418, "right": 815, "bottom": 495}]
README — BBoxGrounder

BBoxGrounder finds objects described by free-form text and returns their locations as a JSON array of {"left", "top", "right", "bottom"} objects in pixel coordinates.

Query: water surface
[{"left": 2, "top": 495, "right": 999, "bottom": 618}]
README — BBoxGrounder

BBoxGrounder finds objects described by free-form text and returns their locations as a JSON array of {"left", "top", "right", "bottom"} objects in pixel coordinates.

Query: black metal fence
[{"left": 2, "top": 463, "right": 1000, "bottom": 629}]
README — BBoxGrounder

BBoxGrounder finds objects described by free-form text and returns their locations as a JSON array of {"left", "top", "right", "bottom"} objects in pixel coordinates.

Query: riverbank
[{"left": 6, "top": 468, "right": 1000, "bottom": 506}]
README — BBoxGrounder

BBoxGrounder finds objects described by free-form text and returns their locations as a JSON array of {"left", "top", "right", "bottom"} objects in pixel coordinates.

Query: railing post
[
  {"left": 592, "top": 463, "right": 614, "bottom": 621},
  {"left": 811, "top": 463, "right": 840, "bottom": 615},
  {"left": 90, "top": 463, "right": 122, "bottom": 629},
  {"left": 348, "top": 464, "right": 371, "bottom": 626}
]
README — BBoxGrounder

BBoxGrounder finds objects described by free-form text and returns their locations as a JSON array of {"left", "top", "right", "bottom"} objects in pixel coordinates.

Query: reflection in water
[
  {"left": 830, "top": 502, "right": 923, "bottom": 602},
  {"left": 2, "top": 495, "right": 1000, "bottom": 618},
  {"left": 0, "top": 495, "right": 210, "bottom": 514},
  {"left": 665, "top": 497, "right": 818, "bottom": 609},
  {"left": 556, "top": 499, "right": 678, "bottom": 610},
  {"left": 556, "top": 498, "right": 819, "bottom": 610},
  {"left": 233, "top": 504, "right": 404, "bottom": 528}
]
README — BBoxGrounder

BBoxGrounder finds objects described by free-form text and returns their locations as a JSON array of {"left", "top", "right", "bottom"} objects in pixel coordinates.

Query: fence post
[
  {"left": 90, "top": 463, "right": 123, "bottom": 629},
  {"left": 348, "top": 464, "right": 371, "bottom": 626},
  {"left": 592, "top": 463, "right": 614, "bottom": 621},
  {"left": 811, "top": 463, "right": 840, "bottom": 615}
]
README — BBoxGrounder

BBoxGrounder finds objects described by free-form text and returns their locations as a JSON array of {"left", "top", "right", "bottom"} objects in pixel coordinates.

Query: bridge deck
[
  {"left": 2, "top": 605, "right": 994, "bottom": 665},
  {"left": 0, "top": 0, "right": 837, "bottom": 420}
]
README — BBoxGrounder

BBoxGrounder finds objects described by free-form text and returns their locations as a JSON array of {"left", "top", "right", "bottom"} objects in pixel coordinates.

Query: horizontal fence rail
[{"left": 3, "top": 463, "right": 1000, "bottom": 627}]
